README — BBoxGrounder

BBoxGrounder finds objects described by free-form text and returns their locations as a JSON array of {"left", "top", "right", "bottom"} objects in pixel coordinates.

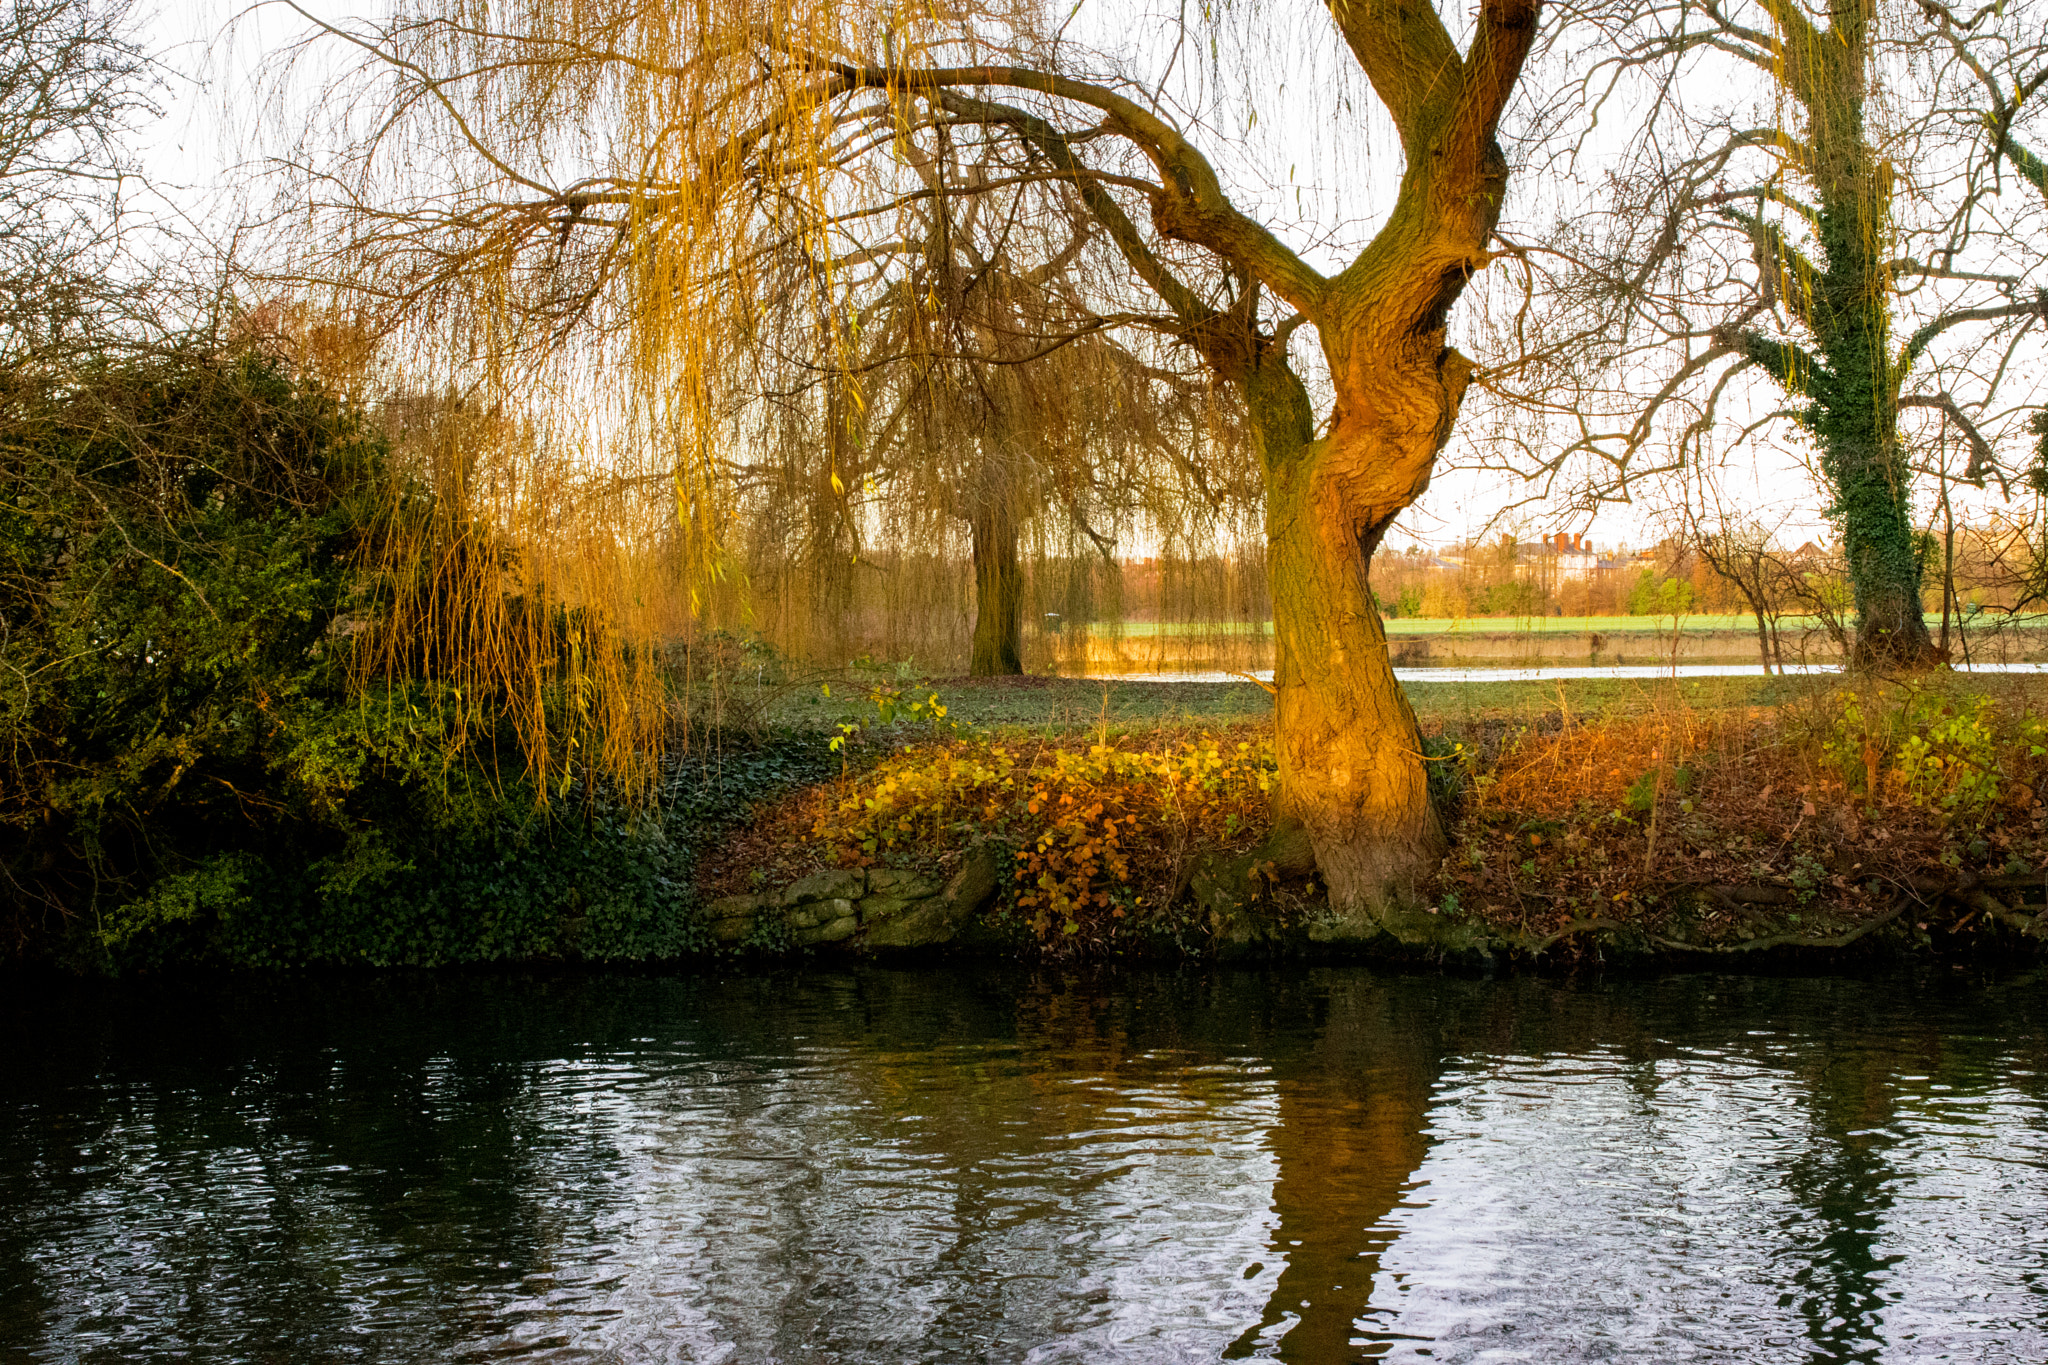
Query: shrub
[
  {"left": 1822, "top": 686, "right": 2046, "bottom": 822},
  {"left": 2, "top": 341, "right": 828, "bottom": 971},
  {"left": 813, "top": 732, "right": 1275, "bottom": 943},
  {"left": 1476, "top": 580, "right": 1542, "bottom": 616},
  {"left": 1626, "top": 569, "right": 1696, "bottom": 617}
]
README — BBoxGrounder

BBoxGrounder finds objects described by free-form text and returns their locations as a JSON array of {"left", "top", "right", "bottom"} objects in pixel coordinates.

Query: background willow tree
[
  {"left": 1490, "top": 0, "right": 2045, "bottom": 666},
  {"left": 283, "top": 0, "right": 1544, "bottom": 933},
  {"left": 738, "top": 130, "right": 1249, "bottom": 677}
]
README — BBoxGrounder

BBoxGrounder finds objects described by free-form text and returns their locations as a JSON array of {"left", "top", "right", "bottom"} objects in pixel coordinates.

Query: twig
[
  {"left": 1523, "top": 916, "right": 1629, "bottom": 954},
  {"left": 1227, "top": 670, "right": 1276, "bottom": 696}
]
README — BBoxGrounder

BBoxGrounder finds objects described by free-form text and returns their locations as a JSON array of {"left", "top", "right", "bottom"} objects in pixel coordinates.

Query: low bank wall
[{"left": 1049, "top": 621, "right": 2048, "bottom": 674}]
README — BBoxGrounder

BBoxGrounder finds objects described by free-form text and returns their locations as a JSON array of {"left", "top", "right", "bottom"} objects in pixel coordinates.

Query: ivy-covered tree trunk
[
  {"left": 1808, "top": 166, "right": 1933, "bottom": 666},
  {"left": 1814, "top": 382, "right": 1931, "bottom": 665},
  {"left": 1729, "top": 0, "right": 1934, "bottom": 667},
  {"left": 968, "top": 494, "right": 1023, "bottom": 676}
]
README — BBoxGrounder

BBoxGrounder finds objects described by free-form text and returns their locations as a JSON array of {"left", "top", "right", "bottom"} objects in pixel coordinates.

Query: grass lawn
[
  {"left": 765, "top": 673, "right": 1801, "bottom": 737},
  {"left": 758, "top": 668, "right": 2048, "bottom": 745}
]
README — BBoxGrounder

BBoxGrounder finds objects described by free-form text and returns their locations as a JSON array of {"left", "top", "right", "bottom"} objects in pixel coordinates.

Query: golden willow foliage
[
  {"left": 283, "top": 0, "right": 1268, "bottom": 779},
  {"left": 248, "top": 296, "right": 682, "bottom": 794},
  {"left": 730, "top": 121, "right": 1264, "bottom": 672},
  {"left": 358, "top": 394, "right": 681, "bottom": 793}
]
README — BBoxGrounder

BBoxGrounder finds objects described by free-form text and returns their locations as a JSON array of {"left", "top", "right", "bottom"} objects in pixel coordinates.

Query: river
[{"left": 4, "top": 967, "right": 2045, "bottom": 1362}]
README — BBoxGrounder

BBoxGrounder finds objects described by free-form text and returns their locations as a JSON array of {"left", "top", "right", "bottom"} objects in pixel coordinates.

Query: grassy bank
[
  {"left": 699, "top": 670, "right": 2048, "bottom": 965},
  {"left": 759, "top": 672, "right": 1794, "bottom": 734},
  {"left": 1070, "top": 613, "right": 2014, "bottom": 637}
]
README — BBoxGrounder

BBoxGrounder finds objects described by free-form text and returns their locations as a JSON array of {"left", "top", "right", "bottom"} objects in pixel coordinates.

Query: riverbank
[
  {"left": 22, "top": 673, "right": 2048, "bottom": 976},
  {"left": 694, "top": 672, "right": 2048, "bottom": 970}
]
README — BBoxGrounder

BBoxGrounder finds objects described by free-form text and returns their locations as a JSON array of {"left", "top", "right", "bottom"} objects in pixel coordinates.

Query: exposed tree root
[
  {"left": 1965, "top": 889, "right": 2048, "bottom": 940},
  {"left": 1649, "top": 896, "right": 1909, "bottom": 955},
  {"left": 1190, "top": 853, "right": 2048, "bottom": 962},
  {"left": 1602, "top": 870, "right": 2045, "bottom": 958}
]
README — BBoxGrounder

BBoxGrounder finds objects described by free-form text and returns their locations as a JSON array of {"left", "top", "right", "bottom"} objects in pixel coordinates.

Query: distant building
[
  {"left": 1543, "top": 532, "right": 1598, "bottom": 580},
  {"left": 1594, "top": 546, "right": 1658, "bottom": 575},
  {"left": 1514, "top": 532, "right": 1600, "bottom": 581}
]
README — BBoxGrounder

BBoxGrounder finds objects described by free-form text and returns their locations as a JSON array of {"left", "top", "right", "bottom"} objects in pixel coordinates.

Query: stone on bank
[{"left": 702, "top": 848, "right": 1002, "bottom": 952}]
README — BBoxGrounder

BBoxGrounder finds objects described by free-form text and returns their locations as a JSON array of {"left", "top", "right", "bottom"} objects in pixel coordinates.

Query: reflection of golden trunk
[{"left": 1226, "top": 978, "right": 1442, "bottom": 1359}]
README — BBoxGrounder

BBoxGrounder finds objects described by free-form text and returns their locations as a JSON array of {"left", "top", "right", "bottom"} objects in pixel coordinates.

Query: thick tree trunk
[
  {"left": 1180, "top": 28, "right": 1527, "bottom": 934},
  {"left": 1267, "top": 450, "right": 1446, "bottom": 931},
  {"left": 1813, "top": 278, "right": 1933, "bottom": 667},
  {"left": 1840, "top": 483, "right": 1934, "bottom": 668},
  {"left": 968, "top": 496, "right": 1023, "bottom": 676},
  {"left": 995, "top": 0, "right": 1540, "bottom": 933},
  {"left": 1239, "top": 348, "right": 1451, "bottom": 937},
  {"left": 1791, "top": 8, "right": 1936, "bottom": 670}
]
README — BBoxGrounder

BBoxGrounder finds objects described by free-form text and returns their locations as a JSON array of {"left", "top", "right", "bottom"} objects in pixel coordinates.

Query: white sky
[{"left": 122, "top": 0, "right": 2043, "bottom": 557}]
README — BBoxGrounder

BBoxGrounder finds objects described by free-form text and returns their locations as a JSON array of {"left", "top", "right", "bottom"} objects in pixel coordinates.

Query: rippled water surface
[{"left": 5, "top": 968, "right": 2046, "bottom": 1363}]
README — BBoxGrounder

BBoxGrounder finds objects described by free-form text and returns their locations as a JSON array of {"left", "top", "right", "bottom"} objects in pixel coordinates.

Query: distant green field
[{"left": 1380, "top": 614, "right": 1764, "bottom": 635}]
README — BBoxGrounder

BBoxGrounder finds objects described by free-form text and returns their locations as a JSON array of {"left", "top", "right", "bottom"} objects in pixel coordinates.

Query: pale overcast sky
[{"left": 125, "top": 0, "right": 2042, "bottom": 556}]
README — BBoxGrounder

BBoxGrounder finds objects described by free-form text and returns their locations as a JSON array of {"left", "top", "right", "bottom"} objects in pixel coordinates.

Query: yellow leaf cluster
[{"left": 813, "top": 733, "right": 1275, "bottom": 941}]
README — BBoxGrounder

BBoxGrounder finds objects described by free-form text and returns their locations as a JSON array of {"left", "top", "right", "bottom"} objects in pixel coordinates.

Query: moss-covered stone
[{"left": 784, "top": 869, "right": 866, "bottom": 905}]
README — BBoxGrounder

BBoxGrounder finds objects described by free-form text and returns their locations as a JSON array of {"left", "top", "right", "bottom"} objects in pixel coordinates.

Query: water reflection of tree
[
  {"left": 1781, "top": 1035, "right": 1902, "bottom": 1363},
  {"left": 1222, "top": 974, "right": 1445, "bottom": 1360},
  {"left": 1767, "top": 974, "right": 2048, "bottom": 1364},
  {"left": 0, "top": 976, "right": 645, "bottom": 1358},
  {"left": 771, "top": 968, "right": 1464, "bottom": 1359},
  {"left": 12, "top": 968, "right": 2048, "bottom": 1360}
]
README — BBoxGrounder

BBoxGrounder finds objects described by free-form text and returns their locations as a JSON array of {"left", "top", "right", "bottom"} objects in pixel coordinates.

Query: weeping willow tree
[
  {"left": 736, "top": 128, "right": 1255, "bottom": 676},
  {"left": 1493, "top": 0, "right": 2046, "bottom": 667},
  {"left": 281, "top": 0, "right": 1543, "bottom": 933},
  {"left": 259, "top": 303, "right": 695, "bottom": 791}
]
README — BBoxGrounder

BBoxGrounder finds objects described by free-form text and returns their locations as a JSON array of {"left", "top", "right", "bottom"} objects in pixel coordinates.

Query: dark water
[{"left": 4, "top": 968, "right": 2046, "bottom": 1364}]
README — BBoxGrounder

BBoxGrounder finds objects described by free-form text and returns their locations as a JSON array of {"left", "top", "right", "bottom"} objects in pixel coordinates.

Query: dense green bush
[
  {"left": 1, "top": 343, "right": 825, "bottom": 971},
  {"left": 1625, "top": 568, "right": 1697, "bottom": 617},
  {"left": 1474, "top": 580, "right": 1543, "bottom": 617}
]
